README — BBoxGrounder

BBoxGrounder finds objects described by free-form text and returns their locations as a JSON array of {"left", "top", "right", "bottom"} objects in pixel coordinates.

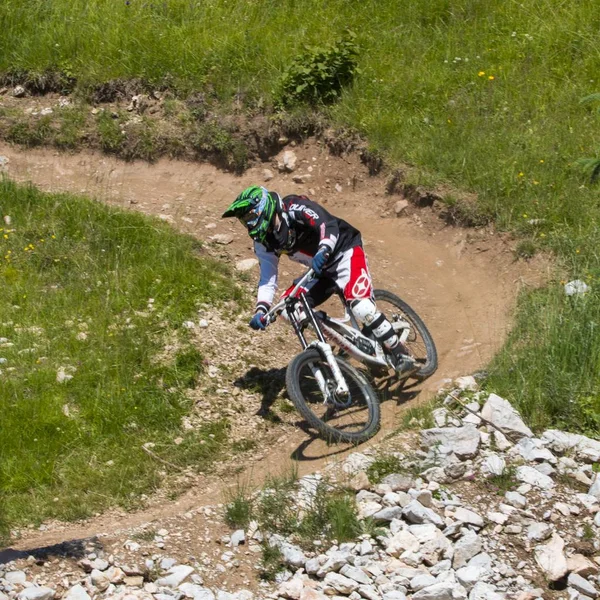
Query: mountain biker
[{"left": 222, "top": 186, "right": 417, "bottom": 377}]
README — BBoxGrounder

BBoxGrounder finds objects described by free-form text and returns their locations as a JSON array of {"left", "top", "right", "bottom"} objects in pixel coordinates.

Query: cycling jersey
[{"left": 254, "top": 194, "right": 362, "bottom": 312}]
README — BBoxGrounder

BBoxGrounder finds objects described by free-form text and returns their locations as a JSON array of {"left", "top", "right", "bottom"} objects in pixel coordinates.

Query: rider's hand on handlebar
[
  {"left": 312, "top": 247, "right": 331, "bottom": 277},
  {"left": 249, "top": 311, "right": 268, "bottom": 331}
]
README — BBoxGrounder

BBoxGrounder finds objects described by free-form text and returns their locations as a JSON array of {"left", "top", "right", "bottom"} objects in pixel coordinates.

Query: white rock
[
  {"left": 292, "top": 174, "right": 312, "bottom": 184},
  {"left": 516, "top": 465, "right": 554, "bottom": 489},
  {"left": 385, "top": 529, "right": 420, "bottom": 556},
  {"left": 420, "top": 425, "right": 480, "bottom": 460},
  {"left": 5, "top": 571, "right": 27, "bottom": 585},
  {"left": 358, "top": 501, "right": 383, "bottom": 519},
  {"left": 157, "top": 565, "right": 195, "bottom": 587},
  {"left": 178, "top": 584, "right": 215, "bottom": 600},
  {"left": 278, "top": 150, "right": 298, "bottom": 173},
  {"left": 373, "top": 506, "right": 404, "bottom": 522},
  {"left": 453, "top": 507, "right": 484, "bottom": 528},
  {"left": 279, "top": 542, "right": 307, "bottom": 568},
  {"left": 235, "top": 258, "right": 258, "bottom": 272},
  {"left": 381, "top": 473, "right": 415, "bottom": 492},
  {"left": 402, "top": 500, "right": 445, "bottom": 527},
  {"left": 410, "top": 574, "right": 437, "bottom": 591},
  {"left": 230, "top": 529, "right": 245, "bottom": 547},
  {"left": 480, "top": 393, "right": 533, "bottom": 440},
  {"left": 565, "top": 279, "right": 590, "bottom": 296},
  {"left": 534, "top": 533, "right": 568, "bottom": 582},
  {"left": 63, "top": 585, "right": 91, "bottom": 600},
  {"left": 210, "top": 234, "right": 234, "bottom": 245},
  {"left": 343, "top": 452, "right": 375, "bottom": 474},
  {"left": 527, "top": 522, "right": 552, "bottom": 542},
  {"left": 567, "top": 573, "right": 598, "bottom": 598},
  {"left": 515, "top": 437, "right": 557, "bottom": 463},
  {"left": 90, "top": 569, "right": 110, "bottom": 592},
  {"left": 482, "top": 454, "right": 505, "bottom": 476},
  {"left": 589, "top": 474, "right": 600, "bottom": 499},
  {"left": 468, "top": 582, "right": 503, "bottom": 600},
  {"left": 18, "top": 589, "right": 54, "bottom": 600},
  {"left": 323, "top": 572, "right": 359, "bottom": 595},
  {"left": 487, "top": 512, "right": 508, "bottom": 525},
  {"left": 505, "top": 491, "right": 527, "bottom": 509},
  {"left": 490, "top": 430, "right": 513, "bottom": 451},
  {"left": 567, "top": 554, "right": 599, "bottom": 578},
  {"left": 339, "top": 565, "right": 371, "bottom": 585},
  {"left": 412, "top": 581, "right": 464, "bottom": 600},
  {"left": 541, "top": 429, "right": 600, "bottom": 462},
  {"left": 452, "top": 531, "right": 482, "bottom": 569},
  {"left": 263, "top": 169, "right": 274, "bottom": 182},
  {"left": 455, "top": 376, "right": 478, "bottom": 391},
  {"left": 277, "top": 578, "right": 304, "bottom": 600}
]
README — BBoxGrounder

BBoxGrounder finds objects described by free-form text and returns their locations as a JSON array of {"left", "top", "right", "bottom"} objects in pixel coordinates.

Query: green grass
[
  {"left": 486, "top": 279, "right": 600, "bottom": 436},
  {"left": 485, "top": 465, "right": 518, "bottom": 495},
  {"left": 365, "top": 453, "right": 405, "bottom": 485},
  {"left": 0, "top": 179, "right": 242, "bottom": 529},
  {"left": 3, "top": 1, "right": 600, "bottom": 433},
  {"left": 224, "top": 483, "right": 254, "bottom": 529}
]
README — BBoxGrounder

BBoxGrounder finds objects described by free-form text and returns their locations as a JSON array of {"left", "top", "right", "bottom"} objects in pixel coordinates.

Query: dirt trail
[{"left": 0, "top": 141, "right": 547, "bottom": 551}]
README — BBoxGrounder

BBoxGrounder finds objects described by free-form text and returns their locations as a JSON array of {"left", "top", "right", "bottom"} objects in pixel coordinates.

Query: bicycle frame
[{"left": 265, "top": 270, "right": 414, "bottom": 387}]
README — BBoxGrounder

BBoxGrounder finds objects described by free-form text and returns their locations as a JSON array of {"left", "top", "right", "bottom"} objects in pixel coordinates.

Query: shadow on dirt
[
  {"left": 234, "top": 366, "right": 287, "bottom": 420},
  {"left": 235, "top": 365, "right": 423, "bottom": 463},
  {"left": 0, "top": 537, "right": 100, "bottom": 565}
]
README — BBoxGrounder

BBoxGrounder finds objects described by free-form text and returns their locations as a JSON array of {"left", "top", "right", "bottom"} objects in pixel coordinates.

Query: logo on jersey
[
  {"left": 288, "top": 203, "right": 319, "bottom": 221},
  {"left": 352, "top": 269, "right": 372, "bottom": 298}
]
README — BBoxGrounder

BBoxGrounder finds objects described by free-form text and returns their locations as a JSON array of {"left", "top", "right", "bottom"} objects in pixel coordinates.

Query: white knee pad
[
  {"left": 350, "top": 298, "right": 378, "bottom": 324},
  {"left": 351, "top": 299, "right": 398, "bottom": 348}
]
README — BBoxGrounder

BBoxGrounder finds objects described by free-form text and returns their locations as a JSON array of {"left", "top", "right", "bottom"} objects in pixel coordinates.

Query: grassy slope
[
  {"left": 0, "top": 179, "right": 242, "bottom": 534},
  {"left": 1, "top": 2, "right": 600, "bottom": 429}
]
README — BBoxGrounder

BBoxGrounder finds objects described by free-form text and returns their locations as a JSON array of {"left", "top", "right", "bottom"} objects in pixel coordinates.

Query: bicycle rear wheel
[{"left": 286, "top": 348, "right": 380, "bottom": 444}]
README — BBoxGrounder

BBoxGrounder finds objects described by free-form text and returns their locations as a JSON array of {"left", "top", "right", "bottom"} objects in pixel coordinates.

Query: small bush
[
  {"left": 275, "top": 30, "right": 359, "bottom": 107},
  {"left": 515, "top": 239, "right": 537, "bottom": 260},
  {"left": 7, "top": 116, "right": 53, "bottom": 147},
  {"left": 300, "top": 485, "right": 360, "bottom": 543},
  {"left": 485, "top": 465, "right": 518, "bottom": 494},
  {"left": 224, "top": 484, "right": 254, "bottom": 528},
  {"left": 365, "top": 453, "right": 405, "bottom": 484},
  {"left": 260, "top": 543, "right": 285, "bottom": 581},
  {"left": 96, "top": 110, "right": 124, "bottom": 153},
  {"left": 256, "top": 473, "right": 298, "bottom": 536}
]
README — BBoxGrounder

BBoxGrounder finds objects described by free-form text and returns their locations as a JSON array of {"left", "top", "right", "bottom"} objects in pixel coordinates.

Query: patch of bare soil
[{"left": 0, "top": 138, "right": 549, "bottom": 553}]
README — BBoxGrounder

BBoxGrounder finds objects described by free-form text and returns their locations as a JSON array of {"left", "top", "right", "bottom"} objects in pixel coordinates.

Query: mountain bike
[{"left": 263, "top": 269, "right": 437, "bottom": 444}]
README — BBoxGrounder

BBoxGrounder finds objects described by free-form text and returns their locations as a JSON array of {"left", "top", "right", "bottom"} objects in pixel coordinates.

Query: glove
[
  {"left": 249, "top": 311, "right": 267, "bottom": 331},
  {"left": 312, "top": 247, "right": 331, "bottom": 277}
]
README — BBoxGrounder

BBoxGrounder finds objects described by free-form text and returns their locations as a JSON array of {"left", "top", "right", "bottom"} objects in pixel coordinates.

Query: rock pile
[{"left": 264, "top": 384, "right": 600, "bottom": 599}]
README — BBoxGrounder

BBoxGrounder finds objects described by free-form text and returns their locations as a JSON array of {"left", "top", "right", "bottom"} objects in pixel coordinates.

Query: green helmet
[{"left": 221, "top": 186, "right": 276, "bottom": 244}]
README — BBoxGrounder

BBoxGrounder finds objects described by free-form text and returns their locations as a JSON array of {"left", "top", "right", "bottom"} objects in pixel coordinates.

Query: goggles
[{"left": 239, "top": 209, "right": 259, "bottom": 228}]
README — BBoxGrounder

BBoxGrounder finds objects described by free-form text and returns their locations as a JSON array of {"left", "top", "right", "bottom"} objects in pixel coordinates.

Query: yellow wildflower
[
  {"left": 478, "top": 71, "right": 486, "bottom": 77},
  {"left": 488, "top": 75, "right": 495, "bottom": 80}
]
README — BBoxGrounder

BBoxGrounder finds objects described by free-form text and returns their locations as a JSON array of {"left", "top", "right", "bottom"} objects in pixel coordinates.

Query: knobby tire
[{"left": 286, "top": 348, "right": 380, "bottom": 444}]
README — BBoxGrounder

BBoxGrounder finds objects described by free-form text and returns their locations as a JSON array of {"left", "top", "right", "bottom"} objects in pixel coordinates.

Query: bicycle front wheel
[{"left": 285, "top": 348, "right": 380, "bottom": 444}]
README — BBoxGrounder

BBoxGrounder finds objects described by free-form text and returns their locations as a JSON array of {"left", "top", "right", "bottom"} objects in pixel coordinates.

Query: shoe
[
  {"left": 394, "top": 356, "right": 419, "bottom": 378},
  {"left": 388, "top": 345, "right": 419, "bottom": 378}
]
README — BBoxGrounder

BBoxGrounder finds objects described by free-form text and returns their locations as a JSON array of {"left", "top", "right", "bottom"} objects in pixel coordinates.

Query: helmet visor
[{"left": 239, "top": 209, "right": 259, "bottom": 229}]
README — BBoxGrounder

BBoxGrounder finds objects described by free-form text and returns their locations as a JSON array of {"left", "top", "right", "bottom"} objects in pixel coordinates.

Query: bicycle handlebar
[{"left": 264, "top": 268, "right": 315, "bottom": 324}]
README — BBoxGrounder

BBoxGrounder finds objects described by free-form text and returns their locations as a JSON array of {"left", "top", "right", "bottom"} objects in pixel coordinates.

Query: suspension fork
[{"left": 297, "top": 293, "right": 350, "bottom": 397}]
